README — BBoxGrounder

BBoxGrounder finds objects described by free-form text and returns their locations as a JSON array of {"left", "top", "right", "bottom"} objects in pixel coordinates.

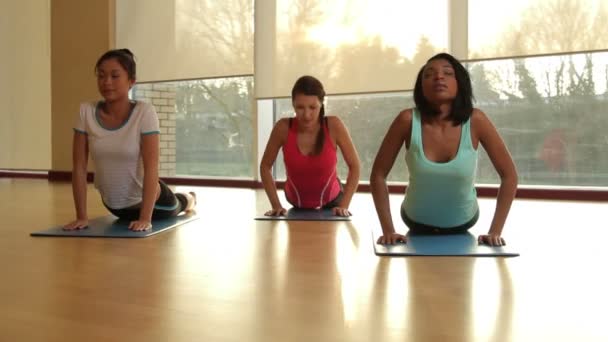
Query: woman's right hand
[
  {"left": 264, "top": 207, "right": 287, "bottom": 216},
  {"left": 376, "top": 232, "right": 407, "bottom": 245},
  {"left": 63, "top": 219, "right": 89, "bottom": 230}
]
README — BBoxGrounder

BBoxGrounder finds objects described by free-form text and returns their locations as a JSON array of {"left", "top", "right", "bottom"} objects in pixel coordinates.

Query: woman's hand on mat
[
  {"left": 377, "top": 233, "right": 407, "bottom": 245},
  {"left": 332, "top": 207, "right": 352, "bottom": 217},
  {"left": 63, "top": 219, "right": 89, "bottom": 230},
  {"left": 129, "top": 220, "right": 153, "bottom": 231},
  {"left": 478, "top": 234, "right": 506, "bottom": 246},
  {"left": 265, "top": 207, "right": 287, "bottom": 216}
]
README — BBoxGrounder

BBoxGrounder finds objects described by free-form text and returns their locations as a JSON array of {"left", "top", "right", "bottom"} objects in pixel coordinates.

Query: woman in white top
[{"left": 64, "top": 49, "right": 195, "bottom": 231}]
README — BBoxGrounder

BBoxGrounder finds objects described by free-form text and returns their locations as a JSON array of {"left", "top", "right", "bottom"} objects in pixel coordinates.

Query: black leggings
[
  {"left": 321, "top": 188, "right": 344, "bottom": 209},
  {"left": 104, "top": 180, "right": 187, "bottom": 221},
  {"left": 401, "top": 207, "right": 479, "bottom": 235},
  {"left": 286, "top": 179, "right": 344, "bottom": 209}
]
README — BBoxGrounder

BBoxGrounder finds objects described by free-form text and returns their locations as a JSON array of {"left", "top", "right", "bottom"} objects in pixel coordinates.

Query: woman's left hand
[
  {"left": 478, "top": 234, "right": 506, "bottom": 246},
  {"left": 129, "top": 220, "right": 153, "bottom": 231},
  {"left": 332, "top": 207, "right": 352, "bottom": 217}
]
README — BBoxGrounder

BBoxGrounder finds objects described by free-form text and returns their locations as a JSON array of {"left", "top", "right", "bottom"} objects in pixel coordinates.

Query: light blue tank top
[{"left": 402, "top": 108, "right": 479, "bottom": 228}]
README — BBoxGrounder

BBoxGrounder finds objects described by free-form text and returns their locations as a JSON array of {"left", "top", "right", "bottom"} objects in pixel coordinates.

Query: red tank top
[{"left": 283, "top": 118, "right": 341, "bottom": 209}]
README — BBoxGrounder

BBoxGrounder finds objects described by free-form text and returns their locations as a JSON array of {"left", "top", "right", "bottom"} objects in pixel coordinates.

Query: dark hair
[
  {"left": 413, "top": 52, "right": 473, "bottom": 125},
  {"left": 291, "top": 75, "right": 326, "bottom": 155},
  {"left": 94, "top": 48, "right": 136, "bottom": 80}
]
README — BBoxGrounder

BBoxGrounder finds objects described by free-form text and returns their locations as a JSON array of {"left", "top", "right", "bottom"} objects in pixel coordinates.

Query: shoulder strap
[{"left": 410, "top": 108, "right": 421, "bottom": 148}]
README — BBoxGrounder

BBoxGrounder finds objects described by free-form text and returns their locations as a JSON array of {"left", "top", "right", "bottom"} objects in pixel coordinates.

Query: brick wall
[{"left": 132, "top": 83, "right": 177, "bottom": 177}]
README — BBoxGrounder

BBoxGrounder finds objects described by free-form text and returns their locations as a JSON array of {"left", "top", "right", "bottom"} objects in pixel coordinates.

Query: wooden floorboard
[{"left": 1, "top": 178, "right": 607, "bottom": 341}]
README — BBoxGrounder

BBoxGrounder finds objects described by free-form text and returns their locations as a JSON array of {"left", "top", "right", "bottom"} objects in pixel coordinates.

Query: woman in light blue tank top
[{"left": 370, "top": 53, "right": 518, "bottom": 247}]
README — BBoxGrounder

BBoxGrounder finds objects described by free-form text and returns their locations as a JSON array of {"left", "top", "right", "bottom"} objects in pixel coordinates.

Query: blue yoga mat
[
  {"left": 373, "top": 231, "right": 519, "bottom": 257},
  {"left": 31, "top": 214, "right": 199, "bottom": 238},
  {"left": 255, "top": 208, "right": 351, "bottom": 221}
]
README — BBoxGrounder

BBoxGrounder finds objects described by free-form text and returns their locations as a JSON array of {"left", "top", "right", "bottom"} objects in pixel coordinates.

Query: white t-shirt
[{"left": 74, "top": 101, "right": 160, "bottom": 209}]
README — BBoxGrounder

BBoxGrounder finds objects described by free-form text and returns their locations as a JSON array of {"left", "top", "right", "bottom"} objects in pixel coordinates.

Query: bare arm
[
  {"left": 474, "top": 109, "right": 518, "bottom": 244},
  {"left": 134, "top": 133, "right": 161, "bottom": 230},
  {"left": 370, "top": 110, "right": 411, "bottom": 243},
  {"left": 259, "top": 119, "right": 288, "bottom": 215},
  {"left": 328, "top": 116, "right": 360, "bottom": 215},
  {"left": 65, "top": 132, "right": 89, "bottom": 229}
]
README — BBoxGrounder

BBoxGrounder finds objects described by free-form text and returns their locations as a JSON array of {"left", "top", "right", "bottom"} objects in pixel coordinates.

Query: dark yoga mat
[
  {"left": 255, "top": 208, "right": 351, "bottom": 221},
  {"left": 31, "top": 214, "right": 199, "bottom": 238},
  {"left": 373, "top": 231, "right": 519, "bottom": 257}
]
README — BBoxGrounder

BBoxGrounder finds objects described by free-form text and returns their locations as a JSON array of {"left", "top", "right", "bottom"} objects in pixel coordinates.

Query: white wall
[{"left": 0, "top": 0, "right": 51, "bottom": 169}]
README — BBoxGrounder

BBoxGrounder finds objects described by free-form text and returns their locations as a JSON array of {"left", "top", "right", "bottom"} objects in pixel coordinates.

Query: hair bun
[{"left": 119, "top": 48, "right": 134, "bottom": 58}]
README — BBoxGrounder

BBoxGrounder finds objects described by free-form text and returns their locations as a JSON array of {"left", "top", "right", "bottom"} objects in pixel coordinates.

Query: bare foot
[{"left": 185, "top": 191, "right": 197, "bottom": 212}]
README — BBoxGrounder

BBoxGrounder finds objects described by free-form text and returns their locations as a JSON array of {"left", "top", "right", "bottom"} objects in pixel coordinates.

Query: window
[
  {"left": 118, "top": 0, "right": 608, "bottom": 189},
  {"left": 469, "top": 0, "right": 608, "bottom": 58},
  {"left": 256, "top": 0, "right": 448, "bottom": 97},
  {"left": 132, "top": 76, "right": 254, "bottom": 178},
  {"left": 117, "top": 0, "right": 254, "bottom": 178},
  {"left": 468, "top": 51, "right": 608, "bottom": 187},
  {"left": 269, "top": 51, "right": 608, "bottom": 187}
]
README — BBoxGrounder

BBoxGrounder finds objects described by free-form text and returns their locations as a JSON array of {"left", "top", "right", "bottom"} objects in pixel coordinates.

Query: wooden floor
[{"left": 1, "top": 178, "right": 607, "bottom": 341}]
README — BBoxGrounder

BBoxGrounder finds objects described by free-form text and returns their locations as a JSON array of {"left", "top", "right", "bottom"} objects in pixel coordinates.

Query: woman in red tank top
[{"left": 260, "top": 76, "right": 361, "bottom": 217}]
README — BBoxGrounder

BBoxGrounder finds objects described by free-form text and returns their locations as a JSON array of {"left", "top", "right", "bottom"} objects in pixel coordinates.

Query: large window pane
[
  {"left": 117, "top": 0, "right": 254, "bottom": 82},
  {"left": 469, "top": 51, "right": 608, "bottom": 186},
  {"left": 132, "top": 77, "right": 254, "bottom": 178},
  {"left": 469, "top": 0, "right": 608, "bottom": 58},
  {"left": 256, "top": 0, "right": 447, "bottom": 97}
]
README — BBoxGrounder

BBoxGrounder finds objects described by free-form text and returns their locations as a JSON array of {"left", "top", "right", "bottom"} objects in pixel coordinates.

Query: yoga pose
[
  {"left": 371, "top": 53, "right": 517, "bottom": 246},
  {"left": 64, "top": 49, "right": 195, "bottom": 232},
  {"left": 260, "top": 76, "right": 360, "bottom": 217}
]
